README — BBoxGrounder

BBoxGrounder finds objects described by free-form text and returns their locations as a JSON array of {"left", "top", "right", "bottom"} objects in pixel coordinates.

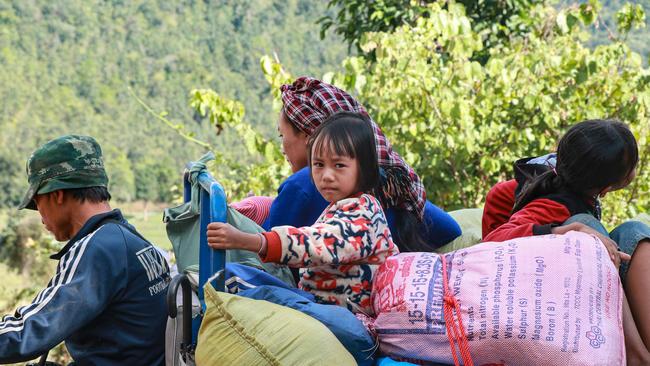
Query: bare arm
[
  {"left": 622, "top": 292, "right": 650, "bottom": 365},
  {"left": 206, "top": 222, "right": 263, "bottom": 253}
]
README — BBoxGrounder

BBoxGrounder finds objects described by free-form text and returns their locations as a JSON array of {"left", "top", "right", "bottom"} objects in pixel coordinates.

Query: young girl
[
  {"left": 481, "top": 119, "right": 650, "bottom": 363},
  {"left": 207, "top": 112, "right": 398, "bottom": 314}
]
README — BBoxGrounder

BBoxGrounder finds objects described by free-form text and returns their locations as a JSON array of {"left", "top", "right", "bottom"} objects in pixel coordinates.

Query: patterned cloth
[
  {"left": 281, "top": 77, "right": 426, "bottom": 219},
  {"left": 230, "top": 196, "right": 274, "bottom": 226},
  {"left": 261, "top": 193, "right": 398, "bottom": 314}
]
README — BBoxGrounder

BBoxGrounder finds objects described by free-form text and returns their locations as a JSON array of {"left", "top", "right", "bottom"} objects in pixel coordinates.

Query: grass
[
  {"left": 0, "top": 262, "right": 27, "bottom": 311},
  {"left": 0, "top": 201, "right": 175, "bottom": 250}
]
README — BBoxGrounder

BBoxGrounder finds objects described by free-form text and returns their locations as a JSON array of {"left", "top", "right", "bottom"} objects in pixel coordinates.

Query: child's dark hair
[
  {"left": 309, "top": 112, "right": 429, "bottom": 252},
  {"left": 390, "top": 208, "right": 430, "bottom": 252},
  {"left": 513, "top": 119, "right": 638, "bottom": 213},
  {"left": 308, "top": 111, "right": 380, "bottom": 193}
]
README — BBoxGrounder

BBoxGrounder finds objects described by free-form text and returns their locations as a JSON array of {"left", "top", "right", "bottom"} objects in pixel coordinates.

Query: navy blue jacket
[
  {"left": 0, "top": 209, "right": 169, "bottom": 365},
  {"left": 262, "top": 167, "right": 461, "bottom": 249}
]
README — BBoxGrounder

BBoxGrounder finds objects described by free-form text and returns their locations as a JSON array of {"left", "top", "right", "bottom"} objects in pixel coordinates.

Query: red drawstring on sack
[{"left": 441, "top": 254, "right": 474, "bottom": 366}]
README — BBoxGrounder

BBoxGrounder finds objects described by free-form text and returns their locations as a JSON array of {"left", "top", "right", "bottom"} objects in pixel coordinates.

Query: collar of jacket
[{"left": 50, "top": 209, "right": 125, "bottom": 260}]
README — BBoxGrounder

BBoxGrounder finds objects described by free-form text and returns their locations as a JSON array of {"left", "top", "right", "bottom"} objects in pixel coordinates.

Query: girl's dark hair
[
  {"left": 390, "top": 208, "right": 429, "bottom": 252},
  {"left": 308, "top": 112, "right": 428, "bottom": 252},
  {"left": 308, "top": 111, "right": 380, "bottom": 194},
  {"left": 513, "top": 119, "right": 638, "bottom": 213}
]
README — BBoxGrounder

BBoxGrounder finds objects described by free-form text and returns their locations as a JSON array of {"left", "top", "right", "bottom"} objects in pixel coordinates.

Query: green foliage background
[
  {"left": 329, "top": 2, "right": 650, "bottom": 226},
  {"left": 0, "top": 0, "right": 649, "bottom": 364},
  {"left": 200, "top": 0, "right": 650, "bottom": 227},
  {"left": 581, "top": 0, "right": 650, "bottom": 61}
]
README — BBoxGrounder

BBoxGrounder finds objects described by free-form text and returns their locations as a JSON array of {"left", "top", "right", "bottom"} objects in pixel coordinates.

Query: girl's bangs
[{"left": 311, "top": 130, "right": 355, "bottom": 159}]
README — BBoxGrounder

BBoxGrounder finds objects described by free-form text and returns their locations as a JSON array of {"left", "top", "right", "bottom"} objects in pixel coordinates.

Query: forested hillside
[
  {"left": 0, "top": 0, "right": 349, "bottom": 207},
  {"left": 1, "top": 1, "right": 648, "bottom": 209},
  {"left": 567, "top": 0, "right": 650, "bottom": 60}
]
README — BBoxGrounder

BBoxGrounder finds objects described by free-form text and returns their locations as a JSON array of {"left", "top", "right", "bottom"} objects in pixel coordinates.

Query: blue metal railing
[
  {"left": 170, "top": 166, "right": 228, "bottom": 353},
  {"left": 195, "top": 170, "right": 227, "bottom": 296}
]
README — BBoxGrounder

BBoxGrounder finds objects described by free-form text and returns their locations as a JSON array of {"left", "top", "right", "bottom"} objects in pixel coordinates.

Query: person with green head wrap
[{"left": 0, "top": 135, "right": 169, "bottom": 366}]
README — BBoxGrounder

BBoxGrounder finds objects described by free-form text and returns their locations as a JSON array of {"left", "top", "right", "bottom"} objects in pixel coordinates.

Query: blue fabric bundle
[{"left": 222, "top": 263, "right": 313, "bottom": 300}]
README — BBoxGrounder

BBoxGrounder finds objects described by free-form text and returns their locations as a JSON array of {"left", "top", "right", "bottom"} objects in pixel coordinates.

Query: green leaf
[
  {"left": 556, "top": 11, "right": 569, "bottom": 34},
  {"left": 261, "top": 56, "right": 273, "bottom": 76}
]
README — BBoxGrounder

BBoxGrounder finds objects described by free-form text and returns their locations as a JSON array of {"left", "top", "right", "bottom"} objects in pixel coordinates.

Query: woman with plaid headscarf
[{"left": 259, "top": 77, "right": 460, "bottom": 252}]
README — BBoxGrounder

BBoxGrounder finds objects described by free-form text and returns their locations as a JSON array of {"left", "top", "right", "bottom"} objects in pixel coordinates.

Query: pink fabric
[
  {"left": 230, "top": 196, "right": 274, "bottom": 226},
  {"left": 364, "top": 232, "right": 625, "bottom": 366}
]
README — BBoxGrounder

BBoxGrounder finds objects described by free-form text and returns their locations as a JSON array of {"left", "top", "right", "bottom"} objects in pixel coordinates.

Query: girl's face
[
  {"left": 278, "top": 111, "right": 309, "bottom": 173},
  {"left": 311, "top": 141, "right": 360, "bottom": 202},
  {"left": 599, "top": 167, "right": 637, "bottom": 197}
]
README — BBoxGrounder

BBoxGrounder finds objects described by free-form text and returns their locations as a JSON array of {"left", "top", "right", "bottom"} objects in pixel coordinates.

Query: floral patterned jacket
[{"left": 261, "top": 193, "right": 398, "bottom": 314}]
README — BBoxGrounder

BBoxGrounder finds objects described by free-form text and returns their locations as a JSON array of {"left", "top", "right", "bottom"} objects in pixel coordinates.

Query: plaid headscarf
[{"left": 281, "top": 76, "right": 426, "bottom": 219}]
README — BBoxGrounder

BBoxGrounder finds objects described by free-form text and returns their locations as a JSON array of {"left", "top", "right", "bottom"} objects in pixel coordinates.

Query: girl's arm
[
  {"left": 261, "top": 194, "right": 397, "bottom": 268},
  {"left": 206, "top": 222, "right": 263, "bottom": 253},
  {"left": 625, "top": 239, "right": 650, "bottom": 355},
  {"left": 482, "top": 179, "right": 518, "bottom": 239},
  {"left": 622, "top": 291, "right": 650, "bottom": 364},
  {"left": 482, "top": 198, "right": 572, "bottom": 242},
  {"left": 549, "top": 222, "right": 630, "bottom": 267}
]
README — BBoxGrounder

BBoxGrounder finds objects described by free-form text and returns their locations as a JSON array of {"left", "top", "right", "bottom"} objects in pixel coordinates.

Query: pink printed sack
[{"left": 366, "top": 232, "right": 625, "bottom": 366}]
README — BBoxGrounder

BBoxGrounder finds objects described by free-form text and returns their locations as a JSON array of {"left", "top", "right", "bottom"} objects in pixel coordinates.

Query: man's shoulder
[
  {"left": 56, "top": 224, "right": 127, "bottom": 268},
  {"left": 68, "top": 220, "right": 169, "bottom": 286},
  {"left": 79, "top": 220, "right": 148, "bottom": 256}
]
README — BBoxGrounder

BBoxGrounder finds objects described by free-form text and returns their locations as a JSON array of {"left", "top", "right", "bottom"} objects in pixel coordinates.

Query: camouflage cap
[{"left": 19, "top": 135, "right": 109, "bottom": 210}]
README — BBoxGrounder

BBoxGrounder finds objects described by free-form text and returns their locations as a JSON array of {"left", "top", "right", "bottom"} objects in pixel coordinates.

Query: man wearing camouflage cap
[{"left": 0, "top": 135, "right": 170, "bottom": 365}]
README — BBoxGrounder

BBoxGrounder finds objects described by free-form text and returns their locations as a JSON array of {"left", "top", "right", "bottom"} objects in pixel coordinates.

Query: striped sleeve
[
  {"left": 230, "top": 196, "right": 274, "bottom": 226},
  {"left": 0, "top": 228, "right": 126, "bottom": 363}
]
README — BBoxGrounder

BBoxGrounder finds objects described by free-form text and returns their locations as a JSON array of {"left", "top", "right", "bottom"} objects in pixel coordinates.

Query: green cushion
[
  {"left": 196, "top": 284, "right": 357, "bottom": 366},
  {"left": 435, "top": 208, "right": 483, "bottom": 254}
]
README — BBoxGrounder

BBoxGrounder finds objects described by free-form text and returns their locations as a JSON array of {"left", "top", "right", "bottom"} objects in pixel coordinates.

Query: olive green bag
[
  {"left": 195, "top": 283, "right": 356, "bottom": 366},
  {"left": 163, "top": 151, "right": 293, "bottom": 285},
  {"left": 435, "top": 208, "right": 483, "bottom": 253}
]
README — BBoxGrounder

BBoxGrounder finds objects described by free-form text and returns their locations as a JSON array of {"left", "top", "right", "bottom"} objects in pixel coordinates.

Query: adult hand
[
  {"left": 206, "top": 222, "right": 262, "bottom": 252},
  {"left": 551, "top": 222, "right": 630, "bottom": 268}
]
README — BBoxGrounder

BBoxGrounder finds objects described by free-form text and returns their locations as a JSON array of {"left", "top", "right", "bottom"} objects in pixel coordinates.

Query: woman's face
[{"left": 278, "top": 111, "right": 309, "bottom": 173}]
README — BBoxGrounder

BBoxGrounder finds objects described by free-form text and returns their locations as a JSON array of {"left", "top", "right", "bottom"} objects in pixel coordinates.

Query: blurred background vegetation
[{"left": 1, "top": 0, "right": 649, "bottom": 364}]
